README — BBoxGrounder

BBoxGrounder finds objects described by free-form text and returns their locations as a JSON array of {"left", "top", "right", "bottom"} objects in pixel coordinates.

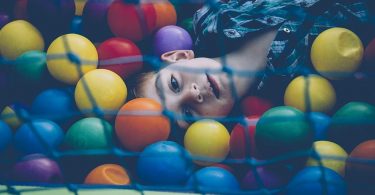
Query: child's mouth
[{"left": 206, "top": 73, "right": 220, "bottom": 99}]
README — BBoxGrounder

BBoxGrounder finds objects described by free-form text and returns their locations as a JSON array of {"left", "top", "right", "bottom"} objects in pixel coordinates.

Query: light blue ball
[
  {"left": 14, "top": 119, "right": 64, "bottom": 154},
  {"left": 0, "top": 121, "right": 12, "bottom": 151},
  {"left": 286, "top": 167, "right": 346, "bottom": 195},
  {"left": 137, "top": 141, "right": 193, "bottom": 185}
]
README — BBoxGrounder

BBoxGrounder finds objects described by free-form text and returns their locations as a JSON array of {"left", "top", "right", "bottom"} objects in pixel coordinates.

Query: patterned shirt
[{"left": 193, "top": 0, "right": 374, "bottom": 89}]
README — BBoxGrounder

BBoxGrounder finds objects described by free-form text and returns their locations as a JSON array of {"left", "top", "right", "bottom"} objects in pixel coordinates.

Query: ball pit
[
  {"left": 184, "top": 119, "right": 230, "bottom": 166},
  {"left": 115, "top": 98, "right": 170, "bottom": 152},
  {"left": 47, "top": 33, "right": 98, "bottom": 84},
  {"left": 75, "top": 69, "right": 127, "bottom": 117},
  {"left": 0, "top": 20, "right": 44, "bottom": 60},
  {"left": 137, "top": 141, "right": 193, "bottom": 185},
  {"left": 14, "top": 119, "right": 64, "bottom": 154},
  {"left": 84, "top": 164, "right": 130, "bottom": 185},
  {"left": 97, "top": 37, "right": 143, "bottom": 78}
]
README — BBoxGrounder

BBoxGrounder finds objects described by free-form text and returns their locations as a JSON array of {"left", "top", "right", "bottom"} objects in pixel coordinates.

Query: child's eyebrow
[{"left": 154, "top": 73, "right": 165, "bottom": 102}]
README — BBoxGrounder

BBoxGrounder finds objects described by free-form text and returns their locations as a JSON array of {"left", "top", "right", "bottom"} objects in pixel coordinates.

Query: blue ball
[
  {"left": 308, "top": 112, "right": 331, "bottom": 140},
  {"left": 71, "top": 16, "right": 82, "bottom": 34},
  {"left": 31, "top": 88, "right": 77, "bottom": 123},
  {"left": 187, "top": 167, "right": 240, "bottom": 193},
  {"left": 14, "top": 119, "right": 64, "bottom": 154},
  {"left": 286, "top": 167, "right": 347, "bottom": 195},
  {"left": 137, "top": 141, "right": 193, "bottom": 185},
  {"left": 0, "top": 121, "right": 12, "bottom": 151}
]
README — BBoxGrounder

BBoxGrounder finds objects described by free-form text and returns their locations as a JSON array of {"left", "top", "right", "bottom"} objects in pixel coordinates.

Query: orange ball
[
  {"left": 115, "top": 98, "right": 170, "bottom": 151},
  {"left": 154, "top": 1, "right": 177, "bottom": 29},
  {"left": 84, "top": 164, "right": 130, "bottom": 185}
]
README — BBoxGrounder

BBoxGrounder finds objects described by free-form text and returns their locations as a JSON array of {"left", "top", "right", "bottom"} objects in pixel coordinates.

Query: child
[{"left": 133, "top": 0, "right": 374, "bottom": 129}]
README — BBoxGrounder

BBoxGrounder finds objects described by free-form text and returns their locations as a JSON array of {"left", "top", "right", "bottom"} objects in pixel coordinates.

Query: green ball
[
  {"left": 181, "top": 17, "right": 194, "bottom": 36},
  {"left": 328, "top": 102, "right": 375, "bottom": 152},
  {"left": 255, "top": 106, "right": 314, "bottom": 159},
  {"left": 14, "top": 50, "right": 47, "bottom": 81},
  {"left": 64, "top": 117, "right": 113, "bottom": 150}
]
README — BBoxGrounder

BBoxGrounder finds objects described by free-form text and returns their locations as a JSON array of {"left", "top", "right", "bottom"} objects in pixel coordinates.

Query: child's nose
[{"left": 189, "top": 83, "right": 203, "bottom": 103}]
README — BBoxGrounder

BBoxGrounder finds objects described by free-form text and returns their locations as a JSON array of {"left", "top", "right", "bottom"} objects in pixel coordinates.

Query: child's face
[{"left": 140, "top": 57, "right": 235, "bottom": 129}]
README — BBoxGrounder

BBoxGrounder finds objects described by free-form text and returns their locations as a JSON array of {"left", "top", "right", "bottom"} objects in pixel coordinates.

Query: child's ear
[{"left": 161, "top": 50, "right": 195, "bottom": 63}]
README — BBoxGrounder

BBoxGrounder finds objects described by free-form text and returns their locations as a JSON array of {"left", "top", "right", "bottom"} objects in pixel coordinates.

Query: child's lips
[{"left": 206, "top": 73, "right": 220, "bottom": 99}]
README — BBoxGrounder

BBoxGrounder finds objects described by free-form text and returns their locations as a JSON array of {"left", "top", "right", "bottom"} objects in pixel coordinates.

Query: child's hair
[{"left": 129, "top": 71, "right": 155, "bottom": 99}]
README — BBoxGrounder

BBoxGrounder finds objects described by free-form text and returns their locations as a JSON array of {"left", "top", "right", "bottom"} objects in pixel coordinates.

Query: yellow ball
[
  {"left": 75, "top": 69, "right": 127, "bottom": 117},
  {"left": 184, "top": 119, "right": 230, "bottom": 166},
  {"left": 284, "top": 74, "right": 336, "bottom": 113},
  {"left": 47, "top": 33, "right": 98, "bottom": 84},
  {"left": 75, "top": 0, "right": 88, "bottom": 16},
  {"left": 311, "top": 27, "right": 364, "bottom": 79},
  {"left": 0, "top": 20, "right": 44, "bottom": 60},
  {"left": 1, "top": 106, "right": 22, "bottom": 130},
  {"left": 306, "top": 141, "right": 348, "bottom": 176}
]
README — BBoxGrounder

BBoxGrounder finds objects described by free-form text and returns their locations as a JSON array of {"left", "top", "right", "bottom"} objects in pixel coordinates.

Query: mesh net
[{"left": 1, "top": 0, "right": 375, "bottom": 194}]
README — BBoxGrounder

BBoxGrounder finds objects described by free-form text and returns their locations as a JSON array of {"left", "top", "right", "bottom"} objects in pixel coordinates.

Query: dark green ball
[
  {"left": 64, "top": 117, "right": 113, "bottom": 150},
  {"left": 255, "top": 106, "right": 314, "bottom": 159},
  {"left": 328, "top": 102, "right": 375, "bottom": 152},
  {"left": 14, "top": 51, "right": 47, "bottom": 81}
]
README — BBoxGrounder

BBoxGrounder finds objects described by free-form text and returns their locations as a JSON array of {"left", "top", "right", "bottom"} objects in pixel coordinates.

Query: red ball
[
  {"left": 107, "top": 0, "right": 157, "bottom": 42},
  {"left": 364, "top": 38, "right": 375, "bottom": 65},
  {"left": 97, "top": 37, "right": 143, "bottom": 78},
  {"left": 241, "top": 96, "right": 272, "bottom": 116},
  {"left": 346, "top": 139, "right": 375, "bottom": 184},
  {"left": 230, "top": 116, "right": 259, "bottom": 159}
]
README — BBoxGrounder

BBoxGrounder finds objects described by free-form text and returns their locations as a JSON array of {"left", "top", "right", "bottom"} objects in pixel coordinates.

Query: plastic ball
[
  {"left": 255, "top": 106, "right": 314, "bottom": 159},
  {"left": 181, "top": 17, "right": 194, "bottom": 36},
  {"left": 137, "top": 141, "right": 193, "bottom": 185},
  {"left": 0, "top": 20, "right": 44, "bottom": 60},
  {"left": 0, "top": 121, "right": 12, "bottom": 151},
  {"left": 31, "top": 88, "right": 77, "bottom": 123},
  {"left": 311, "top": 27, "right": 363, "bottom": 79},
  {"left": 84, "top": 164, "right": 130, "bottom": 185},
  {"left": 187, "top": 167, "right": 240, "bottom": 192},
  {"left": 14, "top": 119, "right": 64, "bottom": 154},
  {"left": 64, "top": 117, "right": 113, "bottom": 150},
  {"left": 153, "top": 25, "right": 193, "bottom": 57},
  {"left": 241, "top": 96, "right": 273, "bottom": 116},
  {"left": 27, "top": 0, "right": 75, "bottom": 42},
  {"left": 14, "top": 50, "right": 47, "bottom": 81},
  {"left": 115, "top": 98, "right": 170, "bottom": 152},
  {"left": 286, "top": 167, "right": 346, "bottom": 195},
  {"left": 327, "top": 101, "right": 375, "bottom": 152},
  {"left": 308, "top": 112, "right": 331, "bottom": 141},
  {"left": 70, "top": 16, "right": 82, "bottom": 34},
  {"left": 74, "top": 0, "right": 87, "bottom": 16},
  {"left": 97, "top": 37, "right": 143, "bottom": 78},
  {"left": 242, "top": 166, "right": 291, "bottom": 190},
  {"left": 107, "top": 0, "right": 157, "bottom": 42},
  {"left": 284, "top": 75, "right": 336, "bottom": 113},
  {"left": 1, "top": 103, "right": 28, "bottom": 130},
  {"left": 364, "top": 37, "right": 375, "bottom": 65},
  {"left": 346, "top": 140, "right": 375, "bottom": 185},
  {"left": 230, "top": 116, "right": 258, "bottom": 159},
  {"left": 154, "top": 1, "right": 177, "bottom": 29},
  {"left": 184, "top": 119, "right": 230, "bottom": 166},
  {"left": 306, "top": 141, "right": 348, "bottom": 176},
  {"left": 211, "top": 164, "right": 235, "bottom": 175},
  {"left": 12, "top": 154, "right": 63, "bottom": 183},
  {"left": 75, "top": 69, "right": 127, "bottom": 117},
  {"left": 47, "top": 33, "right": 98, "bottom": 84},
  {"left": 82, "top": 0, "right": 114, "bottom": 42}
]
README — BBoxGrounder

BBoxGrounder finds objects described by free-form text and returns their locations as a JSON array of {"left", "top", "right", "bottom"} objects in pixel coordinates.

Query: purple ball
[
  {"left": 153, "top": 25, "right": 193, "bottom": 57},
  {"left": 12, "top": 154, "right": 63, "bottom": 183},
  {"left": 241, "top": 166, "right": 291, "bottom": 190},
  {"left": 82, "top": 0, "right": 114, "bottom": 42}
]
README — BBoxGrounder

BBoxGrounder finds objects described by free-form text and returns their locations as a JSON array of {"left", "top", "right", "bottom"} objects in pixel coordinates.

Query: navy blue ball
[
  {"left": 0, "top": 121, "right": 12, "bottom": 151},
  {"left": 286, "top": 167, "right": 346, "bottom": 195},
  {"left": 187, "top": 167, "right": 240, "bottom": 193},
  {"left": 71, "top": 16, "right": 82, "bottom": 34},
  {"left": 137, "top": 141, "right": 193, "bottom": 185},
  {"left": 31, "top": 88, "right": 77, "bottom": 123},
  {"left": 14, "top": 119, "right": 64, "bottom": 154},
  {"left": 308, "top": 112, "right": 331, "bottom": 141}
]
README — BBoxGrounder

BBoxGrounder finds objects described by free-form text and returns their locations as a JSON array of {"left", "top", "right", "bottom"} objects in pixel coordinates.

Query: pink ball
[{"left": 230, "top": 116, "right": 259, "bottom": 159}]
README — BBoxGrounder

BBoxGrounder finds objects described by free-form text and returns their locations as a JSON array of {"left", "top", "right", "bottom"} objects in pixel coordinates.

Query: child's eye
[{"left": 170, "top": 75, "right": 180, "bottom": 93}]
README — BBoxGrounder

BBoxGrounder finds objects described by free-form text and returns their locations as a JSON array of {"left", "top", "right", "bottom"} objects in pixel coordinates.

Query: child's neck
[{"left": 213, "top": 28, "right": 278, "bottom": 97}]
